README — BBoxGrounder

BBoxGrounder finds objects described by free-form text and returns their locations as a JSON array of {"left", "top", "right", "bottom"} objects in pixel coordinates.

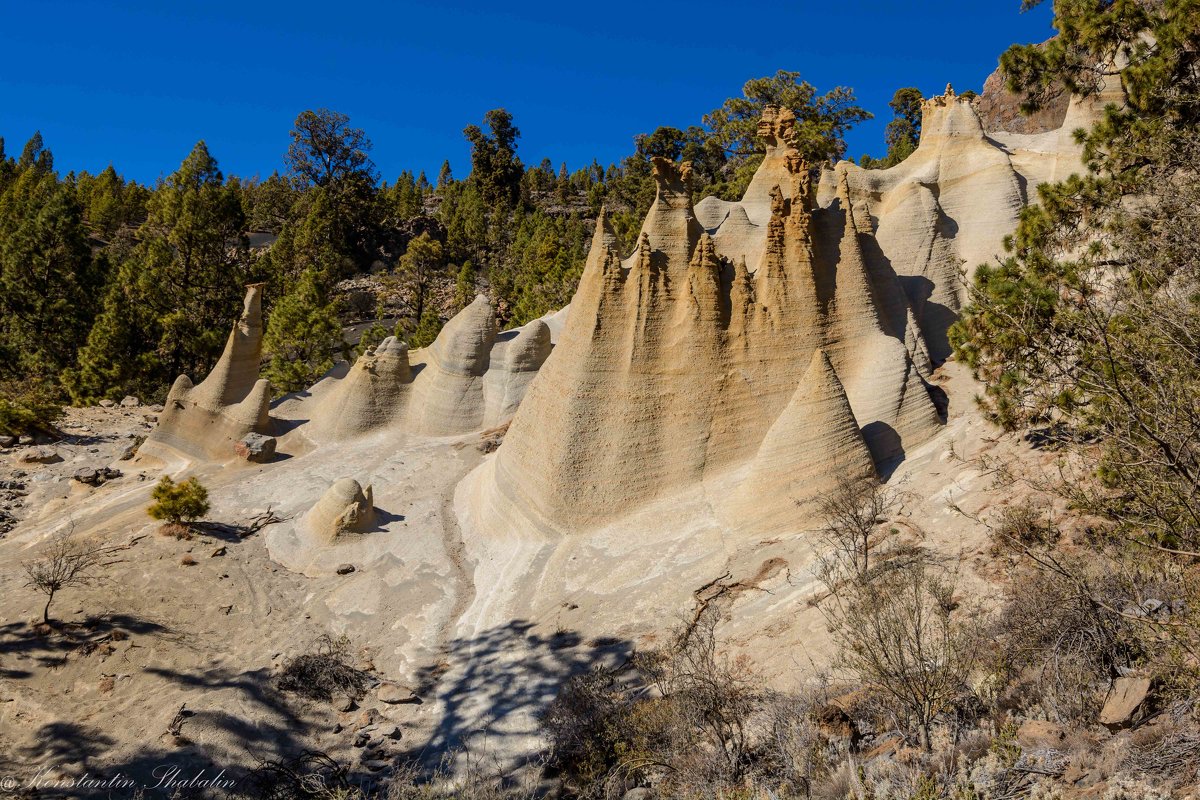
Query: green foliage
[
  {"left": 952, "top": 0, "right": 1200, "bottom": 551},
  {"left": 285, "top": 108, "right": 376, "bottom": 188},
  {"left": 860, "top": 87, "right": 923, "bottom": 168},
  {"left": 147, "top": 475, "right": 210, "bottom": 525},
  {"left": 700, "top": 70, "right": 872, "bottom": 198},
  {"left": 408, "top": 306, "right": 444, "bottom": 349},
  {"left": 67, "top": 141, "right": 250, "bottom": 402},
  {"left": 464, "top": 108, "right": 524, "bottom": 209},
  {"left": 263, "top": 268, "right": 342, "bottom": 394},
  {"left": 395, "top": 231, "right": 444, "bottom": 322},
  {"left": 0, "top": 378, "right": 62, "bottom": 435},
  {"left": 0, "top": 134, "right": 103, "bottom": 385}
]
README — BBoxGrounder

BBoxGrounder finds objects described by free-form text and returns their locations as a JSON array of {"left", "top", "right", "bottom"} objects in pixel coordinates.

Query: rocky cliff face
[{"left": 976, "top": 57, "right": 1071, "bottom": 134}]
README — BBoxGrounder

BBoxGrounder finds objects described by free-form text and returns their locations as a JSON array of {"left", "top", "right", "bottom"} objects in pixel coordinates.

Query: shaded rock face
[
  {"left": 140, "top": 284, "right": 273, "bottom": 462},
  {"left": 481, "top": 89, "right": 1098, "bottom": 536}
]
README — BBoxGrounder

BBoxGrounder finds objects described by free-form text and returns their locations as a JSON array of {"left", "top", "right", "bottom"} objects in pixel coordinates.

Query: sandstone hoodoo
[
  {"left": 139, "top": 283, "right": 274, "bottom": 462},
  {"left": 6, "top": 9, "right": 1175, "bottom": 793}
]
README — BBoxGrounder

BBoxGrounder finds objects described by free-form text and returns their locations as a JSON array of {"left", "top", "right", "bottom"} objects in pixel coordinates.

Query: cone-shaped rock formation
[
  {"left": 141, "top": 284, "right": 274, "bottom": 461},
  {"left": 305, "top": 478, "right": 375, "bottom": 545}
]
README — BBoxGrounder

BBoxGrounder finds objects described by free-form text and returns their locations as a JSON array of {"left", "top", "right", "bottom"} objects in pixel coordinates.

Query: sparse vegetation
[
  {"left": 22, "top": 528, "right": 104, "bottom": 624},
  {"left": 276, "top": 634, "right": 373, "bottom": 703},
  {"left": 147, "top": 475, "right": 210, "bottom": 532}
]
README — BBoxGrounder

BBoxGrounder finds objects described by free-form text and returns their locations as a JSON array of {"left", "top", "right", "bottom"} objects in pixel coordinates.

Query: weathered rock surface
[
  {"left": 1099, "top": 676, "right": 1152, "bottom": 730},
  {"left": 305, "top": 478, "right": 375, "bottom": 545},
  {"left": 139, "top": 284, "right": 273, "bottom": 462},
  {"left": 234, "top": 433, "right": 276, "bottom": 463}
]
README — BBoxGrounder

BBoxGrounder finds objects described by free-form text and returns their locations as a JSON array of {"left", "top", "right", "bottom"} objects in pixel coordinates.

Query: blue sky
[{"left": 0, "top": 1, "right": 1056, "bottom": 185}]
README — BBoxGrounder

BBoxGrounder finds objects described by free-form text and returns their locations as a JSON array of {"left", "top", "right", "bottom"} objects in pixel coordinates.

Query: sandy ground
[{"left": 0, "top": 362, "right": 1060, "bottom": 795}]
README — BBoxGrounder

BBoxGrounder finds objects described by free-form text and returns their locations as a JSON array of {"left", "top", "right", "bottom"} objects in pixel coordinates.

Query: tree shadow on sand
[{"left": 401, "top": 619, "right": 633, "bottom": 773}]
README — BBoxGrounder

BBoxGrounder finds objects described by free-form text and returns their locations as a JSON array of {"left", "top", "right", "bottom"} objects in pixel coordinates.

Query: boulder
[
  {"left": 99, "top": 399, "right": 116, "bottom": 408},
  {"left": 120, "top": 396, "right": 140, "bottom": 408},
  {"left": 18, "top": 447, "right": 62, "bottom": 465},
  {"left": 234, "top": 433, "right": 276, "bottom": 463},
  {"left": 73, "top": 467, "right": 122, "bottom": 486},
  {"left": 0, "top": 435, "right": 16, "bottom": 448},
  {"left": 378, "top": 684, "right": 420, "bottom": 705},
  {"left": 336, "top": 563, "right": 356, "bottom": 575},
  {"left": 1099, "top": 676, "right": 1152, "bottom": 730}
]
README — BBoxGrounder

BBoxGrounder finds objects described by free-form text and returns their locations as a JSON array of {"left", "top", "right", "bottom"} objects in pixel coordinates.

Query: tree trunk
[{"left": 43, "top": 590, "right": 54, "bottom": 625}]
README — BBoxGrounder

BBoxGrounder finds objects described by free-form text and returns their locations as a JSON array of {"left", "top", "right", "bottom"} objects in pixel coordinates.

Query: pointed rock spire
[{"left": 723, "top": 348, "right": 876, "bottom": 532}]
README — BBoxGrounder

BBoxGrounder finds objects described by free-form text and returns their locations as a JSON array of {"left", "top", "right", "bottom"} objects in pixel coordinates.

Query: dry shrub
[
  {"left": 179, "top": 554, "right": 197, "bottom": 566},
  {"left": 823, "top": 556, "right": 984, "bottom": 751},
  {"left": 158, "top": 522, "right": 194, "bottom": 540},
  {"left": 231, "top": 750, "right": 358, "bottom": 799},
  {"left": 277, "top": 634, "right": 373, "bottom": 703},
  {"left": 989, "top": 504, "right": 1058, "bottom": 555}
]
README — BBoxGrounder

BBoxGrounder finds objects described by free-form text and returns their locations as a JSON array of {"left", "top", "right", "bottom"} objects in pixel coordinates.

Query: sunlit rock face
[{"left": 479, "top": 89, "right": 1096, "bottom": 537}]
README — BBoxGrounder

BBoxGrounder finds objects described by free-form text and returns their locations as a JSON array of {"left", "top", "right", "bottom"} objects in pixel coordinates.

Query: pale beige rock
[
  {"left": 1099, "top": 676, "right": 1152, "bottom": 730},
  {"left": 480, "top": 109, "right": 942, "bottom": 535},
  {"left": 140, "top": 285, "right": 273, "bottom": 462},
  {"left": 305, "top": 296, "right": 551, "bottom": 442},
  {"left": 305, "top": 478, "right": 375, "bottom": 546},
  {"left": 722, "top": 349, "right": 876, "bottom": 533}
]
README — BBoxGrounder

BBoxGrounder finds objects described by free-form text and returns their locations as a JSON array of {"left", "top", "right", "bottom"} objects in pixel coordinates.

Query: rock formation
[
  {"left": 305, "top": 478, "right": 375, "bottom": 545},
  {"left": 306, "top": 295, "right": 553, "bottom": 442},
  {"left": 476, "top": 88, "right": 1103, "bottom": 537},
  {"left": 139, "top": 284, "right": 273, "bottom": 462}
]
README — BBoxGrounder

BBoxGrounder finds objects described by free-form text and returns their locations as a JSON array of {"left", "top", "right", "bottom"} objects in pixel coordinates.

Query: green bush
[
  {"left": 0, "top": 379, "right": 63, "bottom": 436},
  {"left": 147, "top": 476, "right": 210, "bottom": 525}
]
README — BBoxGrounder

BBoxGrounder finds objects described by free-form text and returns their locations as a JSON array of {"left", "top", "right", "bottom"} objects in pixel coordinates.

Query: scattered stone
[
  {"left": 354, "top": 708, "right": 382, "bottom": 728},
  {"left": 234, "top": 433, "right": 276, "bottom": 463},
  {"left": 73, "top": 467, "right": 122, "bottom": 486},
  {"left": 382, "top": 724, "right": 402, "bottom": 740},
  {"left": 335, "top": 695, "right": 355, "bottom": 712},
  {"left": 210, "top": 546, "right": 226, "bottom": 558},
  {"left": 149, "top": 404, "right": 164, "bottom": 413},
  {"left": 18, "top": 447, "right": 62, "bottom": 465},
  {"left": 1099, "top": 676, "right": 1152, "bottom": 730},
  {"left": 336, "top": 564, "right": 356, "bottom": 575},
  {"left": 352, "top": 731, "right": 371, "bottom": 748},
  {"left": 119, "top": 440, "right": 142, "bottom": 460},
  {"left": 0, "top": 436, "right": 16, "bottom": 448},
  {"left": 378, "top": 683, "right": 420, "bottom": 705},
  {"left": 99, "top": 399, "right": 116, "bottom": 408},
  {"left": 143, "top": 414, "right": 158, "bottom": 424},
  {"left": 98, "top": 676, "right": 115, "bottom": 694},
  {"left": 17, "top": 435, "right": 33, "bottom": 445},
  {"left": 332, "top": 722, "right": 343, "bottom": 734},
  {"left": 120, "top": 396, "right": 140, "bottom": 408},
  {"left": 622, "top": 790, "right": 652, "bottom": 800},
  {"left": 0, "top": 481, "right": 25, "bottom": 491},
  {"left": 362, "top": 759, "right": 390, "bottom": 772}
]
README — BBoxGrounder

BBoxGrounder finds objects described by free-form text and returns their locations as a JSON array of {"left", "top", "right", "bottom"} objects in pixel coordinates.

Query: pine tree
[
  {"left": 263, "top": 267, "right": 342, "bottom": 394},
  {"left": 436, "top": 160, "right": 453, "bottom": 189},
  {"left": 67, "top": 141, "right": 249, "bottom": 401},
  {"left": 0, "top": 134, "right": 100, "bottom": 385}
]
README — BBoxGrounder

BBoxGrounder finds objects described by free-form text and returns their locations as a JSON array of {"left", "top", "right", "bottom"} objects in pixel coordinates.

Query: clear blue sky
[{"left": 0, "top": 1, "right": 1056, "bottom": 185}]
